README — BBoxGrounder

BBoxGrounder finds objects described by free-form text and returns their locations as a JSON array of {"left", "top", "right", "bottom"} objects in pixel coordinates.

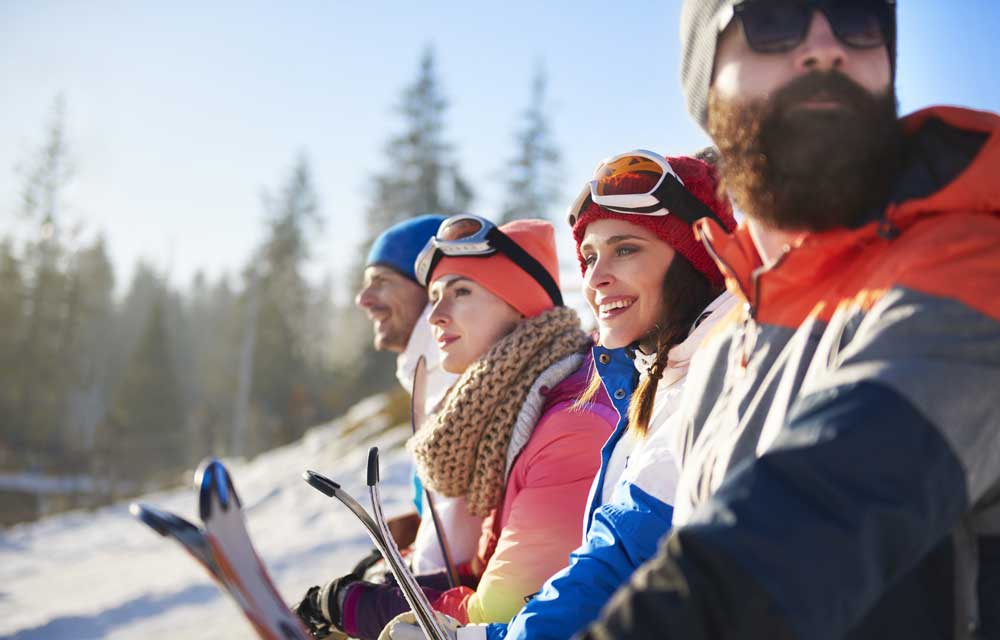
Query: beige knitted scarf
[{"left": 408, "top": 306, "right": 591, "bottom": 517}]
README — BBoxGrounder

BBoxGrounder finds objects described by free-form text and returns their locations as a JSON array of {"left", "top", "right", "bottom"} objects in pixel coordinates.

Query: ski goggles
[
  {"left": 566, "top": 149, "right": 727, "bottom": 229},
  {"left": 414, "top": 214, "right": 563, "bottom": 307},
  {"left": 721, "top": 0, "right": 894, "bottom": 54}
]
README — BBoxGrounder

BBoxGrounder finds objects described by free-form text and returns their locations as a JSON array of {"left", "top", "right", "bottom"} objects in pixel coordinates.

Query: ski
[
  {"left": 129, "top": 502, "right": 226, "bottom": 584},
  {"left": 303, "top": 448, "right": 449, "bottom": 640},
  {"left": 130, "top": 460, "right": 311, "bottom": 640}
]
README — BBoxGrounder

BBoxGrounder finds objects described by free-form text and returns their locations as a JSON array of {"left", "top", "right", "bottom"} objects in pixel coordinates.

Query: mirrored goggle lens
[
  {"left": 437, "top": 217, "right": 485, "bottom": 242},
  {"left": 593, "top": 155, "right": 664, "bottom": 197}
]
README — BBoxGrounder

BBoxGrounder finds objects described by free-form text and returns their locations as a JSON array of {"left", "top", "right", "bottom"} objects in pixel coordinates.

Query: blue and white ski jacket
[{"left": 471, "top": 293, "right": 735, "bottom": 640}]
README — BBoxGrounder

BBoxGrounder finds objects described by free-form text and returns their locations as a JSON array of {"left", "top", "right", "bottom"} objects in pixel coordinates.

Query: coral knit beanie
[
  {"left": 572, "top": 155, "right": 736, "bottom": 288},
  {"left": 429, "top": 218, "right": 560, "bottom": 318}
]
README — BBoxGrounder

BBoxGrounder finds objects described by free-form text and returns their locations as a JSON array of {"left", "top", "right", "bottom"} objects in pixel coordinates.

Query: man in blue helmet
[
  {"left": 295, "top": 216, "right": 483, "bottom": 637},
  {"left": 355, "top": 215, "right": 455, "bottom": 406},
  {"left": 355, "top": 217, "right": 434, "bottom": 350}
]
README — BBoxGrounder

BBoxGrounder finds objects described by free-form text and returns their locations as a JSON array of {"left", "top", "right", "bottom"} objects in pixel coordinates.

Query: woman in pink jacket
[{"left": 295, "top": 216, "right": 616, "bottom": 640}]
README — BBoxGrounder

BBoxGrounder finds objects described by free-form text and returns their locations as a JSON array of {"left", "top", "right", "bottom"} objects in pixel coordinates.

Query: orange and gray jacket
[{"left": 580, "top": 106, "right": 1000, "bottom": 640}]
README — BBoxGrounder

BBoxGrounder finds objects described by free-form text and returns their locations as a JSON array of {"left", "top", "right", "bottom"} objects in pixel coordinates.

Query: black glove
[
  {"left": 294, "top": 549, "right": 385, "bottom": 638},
  {"left": 293, "top": 584, "right": 336, "bottom": 639},
  {"left": 293, "top": 574, "right": 362, "bottom": 638}
]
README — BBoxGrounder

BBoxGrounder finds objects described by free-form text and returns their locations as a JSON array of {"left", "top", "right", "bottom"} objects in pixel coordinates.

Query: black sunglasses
[{"left": 731, "top": 0, "right": 894, "bottom": 54}]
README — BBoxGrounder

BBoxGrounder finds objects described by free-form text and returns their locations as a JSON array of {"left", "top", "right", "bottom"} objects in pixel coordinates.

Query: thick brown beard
[{"left": 708, "top": 71, "right": 903, "bottom": 232}]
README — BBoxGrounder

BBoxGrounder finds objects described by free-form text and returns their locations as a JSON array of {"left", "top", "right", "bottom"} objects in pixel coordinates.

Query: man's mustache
[{"left": 768, "top": 70, "right": 880, "bottom": 116}]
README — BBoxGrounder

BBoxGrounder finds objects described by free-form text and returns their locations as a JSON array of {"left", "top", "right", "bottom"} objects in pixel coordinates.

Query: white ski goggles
[
  {"left": 413, "top": 213, "right": 563, "bottom": 307},
  {"left": 565, "top": 149, "right": 726, "bottom": 229}
]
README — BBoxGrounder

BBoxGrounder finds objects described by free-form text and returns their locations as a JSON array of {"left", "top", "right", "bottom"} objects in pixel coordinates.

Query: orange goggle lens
[{"left": 593, "top": 156, "right": 665, "bottom": 197}]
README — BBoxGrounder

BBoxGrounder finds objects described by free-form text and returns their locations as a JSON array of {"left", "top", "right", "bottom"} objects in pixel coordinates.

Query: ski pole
[
  {"left": 367, "top": 447, "right": 451, "bottom": 640},
  {"left": 302, "top": 464, "right": 449, "bottom": 640},
  {"left": 410, "top": 356, "right": 461, "bottom": 589}
]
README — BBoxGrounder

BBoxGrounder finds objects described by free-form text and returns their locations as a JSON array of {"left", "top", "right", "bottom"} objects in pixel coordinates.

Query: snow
[{"left": 0, "top": 394, "right": 419, "bottom": 640}]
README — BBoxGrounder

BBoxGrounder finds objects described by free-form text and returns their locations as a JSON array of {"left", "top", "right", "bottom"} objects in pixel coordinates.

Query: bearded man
[{"left": 581, "top": 2, "right": 1000, "bottom": 639}]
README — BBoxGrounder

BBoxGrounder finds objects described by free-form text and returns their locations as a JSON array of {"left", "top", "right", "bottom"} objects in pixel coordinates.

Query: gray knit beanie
[
  {"left": 680, "top": 0, "right": 732, "bottom": 129},
  {"left": 680, "top": 1, "right": 898, "bottom": 129}
]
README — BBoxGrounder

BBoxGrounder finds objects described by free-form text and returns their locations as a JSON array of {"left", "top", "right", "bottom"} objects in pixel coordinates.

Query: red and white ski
[{"left": 131, "top": 459, "right": 311, "bottom": 640}]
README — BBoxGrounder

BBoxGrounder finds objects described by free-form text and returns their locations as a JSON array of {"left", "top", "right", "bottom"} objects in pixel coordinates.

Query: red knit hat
[
  {"left": 571, "top": 155, "right": 736, "bottom": 288},
  {"left": 429, "top": 218, "right": 560, "bottom": 318}
]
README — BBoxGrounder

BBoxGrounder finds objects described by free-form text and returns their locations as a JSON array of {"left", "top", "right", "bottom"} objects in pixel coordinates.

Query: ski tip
[
  {"left": 366, "top": 447, "right": 380, "bottom": 487},
  {"left": 130, "top": 502, "right": 194, "bottom": 537},
  {"left": 129, "top": 502, "right": 167, "bottom": 535},
  {"left": 196, "top": 458, "right": 242, "bottom": 521},
  {"left": 303, "top": 470, "right": 340, "bottom": 497}
]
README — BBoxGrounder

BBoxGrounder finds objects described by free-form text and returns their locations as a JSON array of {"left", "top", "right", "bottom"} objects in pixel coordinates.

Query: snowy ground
[{"left": 0, "top": 394, "right": 417, "bottom": 640}]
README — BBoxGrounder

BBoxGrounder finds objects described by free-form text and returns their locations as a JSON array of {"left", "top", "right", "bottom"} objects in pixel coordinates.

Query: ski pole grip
[
  {"left": 367, "top": 447, "right": 380, "bottom": 486},
  {"left": 303, "top": 470, "right": 340, "bottom": 497}
]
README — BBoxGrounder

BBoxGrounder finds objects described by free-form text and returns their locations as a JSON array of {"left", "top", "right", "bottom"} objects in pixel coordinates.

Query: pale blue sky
[{"left": 2, "top": 1, "right": 998, "bottom": 301}]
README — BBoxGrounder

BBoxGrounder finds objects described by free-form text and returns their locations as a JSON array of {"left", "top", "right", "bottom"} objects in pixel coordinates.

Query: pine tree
[
  {"left": 0, "top": 240, "right": 25, "bottom": 453},
  {"left": 364, "top": 47, "right": 474, "bottom": 248},
  {"left": 345, "top": 47, "right": 475, "bottom": 392},
  {"left": 181, "top": 272, "right": 241, "bottom": 459},
  {"left": 14, "top": 96, "right": 74, "bottom": 459},
  {"left": 107, "top": 261, "right": 165, "bottom": 409},
  {"left": 62, "top": 236, "right": 115, "bottom": 458},
  {"left": 103, "top": 295, "right": 185, "bottom": 487},
  {"left": 20, "top": 96, "right": 73, "bottom": 228},
  {"left": 500, "top": 64, "right": 562, "bottom": 223},
  {"left": 237, "top": 155, "right": 324, "bottom": 454}
]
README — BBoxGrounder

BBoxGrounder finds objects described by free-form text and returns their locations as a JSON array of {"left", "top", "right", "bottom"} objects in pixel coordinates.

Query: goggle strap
[
  {"left": 486, "top": 228, "right": 564, "bottom": 308},
  {"left": 423, "top": 250, "right": 445, "bottom": 288},
  {"left": 653, "top": 174, "right": 728, "bottom": 228}
]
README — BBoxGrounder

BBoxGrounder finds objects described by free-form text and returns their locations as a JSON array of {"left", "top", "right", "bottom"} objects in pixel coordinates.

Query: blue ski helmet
[{"left": 365, "top": 214, "right": 448, "bottom": 283}]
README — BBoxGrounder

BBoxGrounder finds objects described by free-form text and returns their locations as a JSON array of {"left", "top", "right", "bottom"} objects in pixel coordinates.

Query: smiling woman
[
  {"left": 474, "top": 152, "right": 740, "bottom": 640},
  {"left": 579, "top": 221, "right": 677, "bottom": 352},
  {"left": 571, "top": 154, "right": 736, "bottom": 432}
]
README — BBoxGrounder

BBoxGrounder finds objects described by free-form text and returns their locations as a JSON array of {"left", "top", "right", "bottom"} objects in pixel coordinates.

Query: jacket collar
[
  {"left": 592, "top": 344, "right": 637, "bottom": 418},
  {"left": 632, "top": 291, "right": 738, "bottom": 379},
  {"left": 695, "top": 106, "right": 1000, "bottom": 312}
]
